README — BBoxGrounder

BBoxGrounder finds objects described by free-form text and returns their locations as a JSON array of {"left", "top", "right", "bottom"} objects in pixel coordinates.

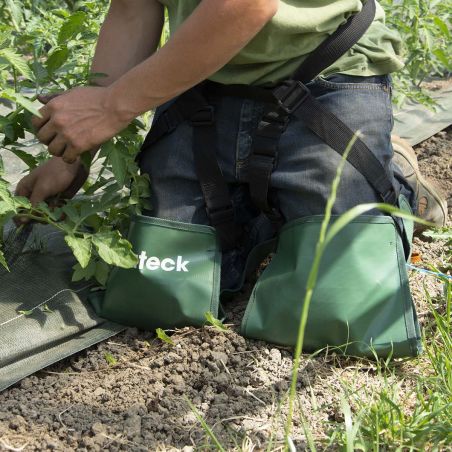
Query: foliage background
[{"left": 0, "top": 0, "right": 450, "bottom": 282}]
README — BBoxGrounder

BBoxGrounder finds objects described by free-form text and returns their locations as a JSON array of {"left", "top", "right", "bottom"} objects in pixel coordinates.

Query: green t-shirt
[{"left": 158, "top": 0, "right": 404, "bottom": 86}]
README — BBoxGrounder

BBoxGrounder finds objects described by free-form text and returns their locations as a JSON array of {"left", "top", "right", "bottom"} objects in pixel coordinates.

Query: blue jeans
[{"left": 139, "top": 74, "right": 415, "bottom": 290}]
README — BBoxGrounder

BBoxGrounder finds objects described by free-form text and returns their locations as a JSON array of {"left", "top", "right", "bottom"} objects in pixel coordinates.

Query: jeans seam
[{"left": 315, "top": 75, "right": 390, "bottom": 92}]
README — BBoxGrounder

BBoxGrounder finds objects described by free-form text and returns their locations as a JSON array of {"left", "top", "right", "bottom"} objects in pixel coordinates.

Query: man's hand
[
  {"left": 15, "top": 157, "right": 89, "bottom": 222},
  {"left": 31, "top": 86, "right": 129, "bottom": 164}
]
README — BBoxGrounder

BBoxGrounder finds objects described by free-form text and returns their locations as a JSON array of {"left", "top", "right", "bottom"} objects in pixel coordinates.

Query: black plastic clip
[
  {"left": 206, "top": 205, "right": 235, "bottom": 226},
  {"left": 274, "top": 80, "right": 311, "bottom": 114},
  {"left": 191, "top": 106, "right": 215, "bottom": 126}
]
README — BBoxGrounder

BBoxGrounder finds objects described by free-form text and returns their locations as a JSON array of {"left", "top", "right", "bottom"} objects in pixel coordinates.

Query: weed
[
  {"left": 205, "top": 312, "right": 229, "bottom": 332},
  {"left": 155, "top": 328, "right": 175, "bottom": 346},
  {"left": 104, "top": 352, "right": 118, "bottom": 366}
]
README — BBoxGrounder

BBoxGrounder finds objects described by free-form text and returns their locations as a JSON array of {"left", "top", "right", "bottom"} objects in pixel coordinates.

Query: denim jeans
[{"left": 139, "top": 74, "right": 415, "bottom": 290}]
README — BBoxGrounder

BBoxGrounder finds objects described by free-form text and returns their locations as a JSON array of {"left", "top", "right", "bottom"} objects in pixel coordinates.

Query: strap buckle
[
  {"left": 381, "top": 185, "right": 399, "bottom": 205},
  {"left": 191, "top": 106, "right": 215, "bottom": 126},
  {"left": 275, "top": 80, "right": 310, "bottom": 114},
  {"left": 160, "top": 109, "right": 180, "bottom": 133},
  {"left": 206, "top": 205, "right": 235, "bottom": 226}
]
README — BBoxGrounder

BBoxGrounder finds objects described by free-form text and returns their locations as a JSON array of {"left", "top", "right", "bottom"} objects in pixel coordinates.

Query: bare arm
[
  {"left": 33, "top": 0, "right": 279, "bottom": 162},
  {"left": 91, "top": 0, "right": 164, "bottom": 86},
  {"left": 109, "top": 0, "right": 279, "bottom": 119}
]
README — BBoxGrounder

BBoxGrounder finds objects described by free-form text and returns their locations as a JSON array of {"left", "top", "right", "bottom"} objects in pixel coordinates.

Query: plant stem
[{"left": 12, "top": 68, "right": 18, "bottom": 93}]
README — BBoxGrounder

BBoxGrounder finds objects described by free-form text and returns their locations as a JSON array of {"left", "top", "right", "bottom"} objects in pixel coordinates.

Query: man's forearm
[
  {"left": 108, "top": 0, "right": 279, "bottom": 121},
  {"left": 91, "top": 0, "right": 164, "bottom": 87},
  {"left": 31, "top": 0, "right": 279, "bottom": 162}
]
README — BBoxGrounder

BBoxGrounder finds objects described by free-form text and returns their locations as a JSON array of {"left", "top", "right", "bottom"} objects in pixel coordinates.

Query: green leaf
[
  {"left": 204, "top": 312, "right": 228, "bottom": 332},
  {"left": 42, "top": 304, "right": 53, "bottom": 313},
  {"left": 433, "top": 16, "right": 451, "bottom": 38},
  {"left": 0, "top": 200, "right": 15, "bottom": 216},
  {"left": 0, "top": 248, "right": 9, "bottom": 271},
  {"left": 14, "top": 94, "right": 41, "bottom": 117},
  {"left": 433, "top": 49, "right": 451, "bottom": 70},
  {"left": 156, "top": 328, "right": 175, "bottom": 346},
  {"left": 5, "top": 0, "right": 23, "bottom": 31},
  {"left": 423, "top": 228, "right": 452, "bottom": 241},
  {"left": 58, "top": 12, "right": 87, "bottom": 45},
  {"left": 1, "top": 90, "right": 41, "bottom": 117},
  {"left": 94, "top": 260, "right": 110, "bottom": 286},
  {"left": 80, "top": 151, "right": 93, "bottom": 171},
  {"left": 104, "top": 141, "right": 128, "bottom": 187},
  {"left": 104, "top": 352, "right": 118, "bottom": 366},
  {"left": 61, "top": 203, "right": 81, "bottom": 224},
  {"left": 46, "top": 46, "right": 70, "bottom": 75},
  {"left": 72, "top": 260, "right": 96, "bottom": 282},
  {"left": 65, "top": 234, "right": 92, "bottom": 268},
  {"left": 8, "top": 147, "right": 39, "bottom": 169},
  {"left": 0, "top": 48, "right": 32, "bottom": 79},
  {"left": 92, "top": 230, "right": 137, "bottom": 268},
  {"left": 18, "top": 309, "right": 34, "bottom": 316}
]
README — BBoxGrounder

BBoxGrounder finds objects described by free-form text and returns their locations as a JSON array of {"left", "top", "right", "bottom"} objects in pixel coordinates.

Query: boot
[{"left": 391, "top": 135, "right": 448, "bottom": 231}]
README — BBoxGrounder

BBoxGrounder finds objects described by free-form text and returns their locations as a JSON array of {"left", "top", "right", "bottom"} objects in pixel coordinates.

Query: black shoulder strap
[
  {"left": 294, "top": 0, "right": 377, "bottom": 83},
  {"left": 249, "top": 0, "right": 393, "bottom": 218},
  {"left": 140, "top": 88, "right": 241, "bottom": 251}
]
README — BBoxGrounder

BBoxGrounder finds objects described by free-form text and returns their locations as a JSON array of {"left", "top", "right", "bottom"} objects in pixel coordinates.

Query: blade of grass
[
  {"left": 185, "top": 397, "right": 226, "bottom": 452},
  {"left": 285, "top": 132, "right": 359, "bottom": 442}
]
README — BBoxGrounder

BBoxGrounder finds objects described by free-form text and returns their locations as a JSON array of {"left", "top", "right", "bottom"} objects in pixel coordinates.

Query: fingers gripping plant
[{"left": 0, "top": 1, "right": 150, "bottom": 283}]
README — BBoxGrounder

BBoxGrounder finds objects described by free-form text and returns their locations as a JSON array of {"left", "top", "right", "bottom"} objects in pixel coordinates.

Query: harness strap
[
  {"left": 273, "top": 80, "right": 397, "bottom": 204},
  {"left": 247, "top": 108, "right": 289, "bottom": 219},
  {"left": 141, "top": 88, "right": 241, "bottom": 251},
  {"left": 247, "top": 0, "right": 383, "bottom": 218},
  {"left": 293, "top": 0, "right": 377, "bottom": 84},
  {"left": 191, "top": 107, "right": 241, "bottom": 251}
]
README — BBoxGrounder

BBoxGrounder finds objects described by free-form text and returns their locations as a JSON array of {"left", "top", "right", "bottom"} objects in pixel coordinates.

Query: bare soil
[{"left": 0, "top": 129, "right": 450, "bottom": 451}]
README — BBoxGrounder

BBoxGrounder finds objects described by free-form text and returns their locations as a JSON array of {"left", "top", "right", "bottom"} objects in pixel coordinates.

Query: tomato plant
[{"left": 0, "top": 1, "right": 151, "bottom": 284}]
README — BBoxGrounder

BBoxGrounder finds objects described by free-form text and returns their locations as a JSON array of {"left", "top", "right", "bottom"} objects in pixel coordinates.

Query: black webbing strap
[
  {"left": 191, "top": 106, "right": 242, "bottom": 251},
  {"left": 141, "top": 87, "right": 240, "bottom": 250},
  {"left": 272, "top": 79, "right": 410, "bottom": 254},
  {"left": 246, "top": 0, "right": 398, "bottom": 220},
  {"left": 293, "top": 0, "right": 377, "bottom": 84},
  {"left": 248, "top": 108, "right": 289, "bottom": 218},
  {"left": 273, "top": 80, "right": 397, "bottom": 204},
  {"left": 141, "top": 91, "right": 206, "bottom": 150}
]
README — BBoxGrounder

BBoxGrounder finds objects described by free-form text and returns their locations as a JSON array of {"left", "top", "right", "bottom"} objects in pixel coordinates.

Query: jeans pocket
[{"left": 315, "top": 73, "right": 392, "bottom": 92}]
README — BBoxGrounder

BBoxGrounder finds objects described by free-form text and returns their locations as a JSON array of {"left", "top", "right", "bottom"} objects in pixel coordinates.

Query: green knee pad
[
  {"left": 242, "top": 212, "right": 421, "bottom": 358},
  {"left": 90, "top": 216, "right": 221, "bottom": 331}
]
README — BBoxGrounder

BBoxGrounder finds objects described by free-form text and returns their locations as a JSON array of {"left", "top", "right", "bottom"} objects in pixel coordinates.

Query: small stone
[
  {"left": 124, "top": 414, "right": 142, "bottom": 438},
  {"left": 93, "top": 387, "right": 105, "bottom": 397},
  {"left": 91, "top": 422, "right": 106, "bottom": 435},
  {"left": 171, "top": 374, "right": 184, "bottom": 386},
  {"left": 211, "top": 351, "right": 229, "bottom": 365},
  {"left": 20, "top": 378, "right": 32, "bottom": 389},
  {"left": 270, "top": 348, "right": 281, "bottom": 363}
]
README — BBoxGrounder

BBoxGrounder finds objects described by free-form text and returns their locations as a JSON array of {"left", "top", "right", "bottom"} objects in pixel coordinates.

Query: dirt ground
[{"left": 0, "top": 128, "right": 450, "bottom": 451}]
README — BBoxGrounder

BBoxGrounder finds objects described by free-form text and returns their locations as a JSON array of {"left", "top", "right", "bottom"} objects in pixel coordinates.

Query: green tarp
[
  {"left": 0, "top": 224, "right": 124, "bottom": 392},
  {"left": 393, "top": 85, "right": 452, "bottom": 145}
]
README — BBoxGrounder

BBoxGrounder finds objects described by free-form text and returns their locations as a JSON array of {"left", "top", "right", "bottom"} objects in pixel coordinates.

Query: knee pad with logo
[{"left": 90, "top": 216, "right": 221, "bottom": 331}]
